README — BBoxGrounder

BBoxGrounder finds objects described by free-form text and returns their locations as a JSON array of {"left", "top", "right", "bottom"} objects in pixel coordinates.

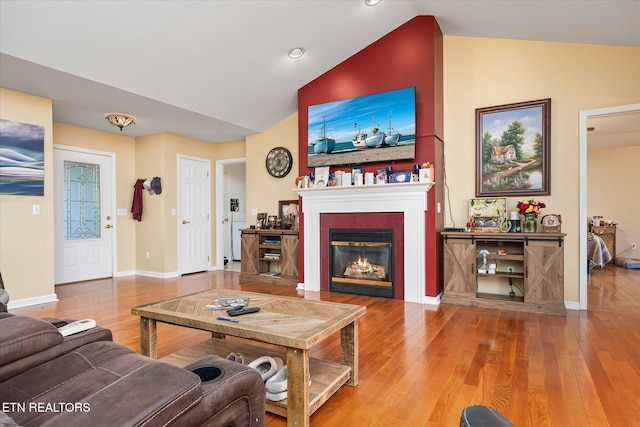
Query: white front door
[
  {"left": 178, "top": 155, "right": 210, "bottom": 274},
  {"left": 54, "top": 147, "right": 114, "bottom": 284}
]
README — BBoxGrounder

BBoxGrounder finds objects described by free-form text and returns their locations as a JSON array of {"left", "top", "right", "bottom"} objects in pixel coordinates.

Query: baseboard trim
[
  {"left": 135, "top": 270, "right": 180, "bottom": 279},
  {"left": 7, "top": 293, "right": 58, "bottom": 309},
  {"left": 114, "top": 270, "right": 136, "bottom": 277},
  {"left": 565, "top": 300, "right": 581, "bottom": 311},
  {"left": 423, "top": 292, "right": 442, "bottom": 306}
]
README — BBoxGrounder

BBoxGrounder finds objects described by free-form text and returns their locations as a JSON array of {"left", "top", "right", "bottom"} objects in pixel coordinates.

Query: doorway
[
  {"left": 579, "top": 103, "right": 640, "bottom": 309},
  {"left": 215, "top": 158, "right": 246, "bottom": 270},
  {"left": 53, "top": 145, "right": 115, "bottom": 284}
]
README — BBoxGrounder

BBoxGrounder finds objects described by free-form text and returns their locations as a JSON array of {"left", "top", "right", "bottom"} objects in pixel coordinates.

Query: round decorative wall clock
[{"left": 265, "top": 147, "right": 293, "bottom": 178}]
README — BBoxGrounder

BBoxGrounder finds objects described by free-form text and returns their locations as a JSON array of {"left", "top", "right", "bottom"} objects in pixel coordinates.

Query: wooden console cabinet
[
  {"left": 442, "top": 231, "right": 566, "bottom": 316},
  {"left": 240, "top": 229, "right": 299, "bottom": 284}
]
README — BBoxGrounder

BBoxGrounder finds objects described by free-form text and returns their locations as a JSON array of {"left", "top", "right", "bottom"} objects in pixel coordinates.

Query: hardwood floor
[{"left": 10, "top": 264, "right": 640, "bottom": 426}]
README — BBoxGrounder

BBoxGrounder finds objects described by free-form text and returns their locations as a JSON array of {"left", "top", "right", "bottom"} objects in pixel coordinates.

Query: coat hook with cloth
[{"left": 131, "top": 177, "right": 162, "bottom": 221}]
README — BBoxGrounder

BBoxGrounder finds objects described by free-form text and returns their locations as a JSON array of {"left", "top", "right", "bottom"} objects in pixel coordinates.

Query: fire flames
[{"left": 344, "top": 256, "right": 386, "bottom": 280}]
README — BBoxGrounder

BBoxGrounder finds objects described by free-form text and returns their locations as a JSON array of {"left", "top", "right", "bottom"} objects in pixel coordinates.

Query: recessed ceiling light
[
  {"left": 365, "top": 0, "right": 381, "bottom": 6},
  {"left": 288, "top": 47, "right": 305, "bottom": 59}
]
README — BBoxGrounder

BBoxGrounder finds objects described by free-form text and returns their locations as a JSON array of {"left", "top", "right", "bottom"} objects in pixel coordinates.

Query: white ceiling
[
  {"left": 1, "top": 0, "right": 639, "bottom": 144},
  {"left": 587, "top": 112, "right": 640, "bottom": 150}
]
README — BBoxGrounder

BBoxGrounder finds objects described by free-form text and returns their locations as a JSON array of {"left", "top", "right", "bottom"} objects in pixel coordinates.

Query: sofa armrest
[
  {"left": 0, "top": 316, "right": 63, "bottom": 366},
  {"left": 172, "top": 356, "right": 265, "bottom": 427},
  {"left": 0, "top": 316, "right": 112, "bottom": 382}
]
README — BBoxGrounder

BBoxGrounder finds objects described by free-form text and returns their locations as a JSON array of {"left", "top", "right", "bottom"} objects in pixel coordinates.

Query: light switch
[
  {"left": 251, "top": 208, "right": 258, "bottom": 215},
  {"left": 32, "top": 205, "right": 40, "bottom": 215},
  {"left": 117, "top": 209, "right": 128, "bottom": 216}
]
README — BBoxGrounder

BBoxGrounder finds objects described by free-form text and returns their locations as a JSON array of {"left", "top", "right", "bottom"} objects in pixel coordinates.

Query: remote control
[
  {"left": 227, "top": 307, "right": 260, "bottom": 317},
  {"left": 57, "top": 319, "right": 97, "bottom": 337}
]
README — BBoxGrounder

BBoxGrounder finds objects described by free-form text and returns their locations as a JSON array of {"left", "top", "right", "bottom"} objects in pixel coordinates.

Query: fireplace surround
[{"left": 294, "top": 182, "right": 434, "bottom": 304}]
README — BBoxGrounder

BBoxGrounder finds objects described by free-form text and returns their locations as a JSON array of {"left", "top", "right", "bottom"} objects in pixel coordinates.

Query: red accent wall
[{"left": 297, "top": 16, "right": 444, "bottom": 298}]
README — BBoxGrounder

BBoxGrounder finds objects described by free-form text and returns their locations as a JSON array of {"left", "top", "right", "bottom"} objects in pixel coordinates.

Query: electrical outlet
[{"left": 145, "top": 251, "right": 150, "bottom": 259}]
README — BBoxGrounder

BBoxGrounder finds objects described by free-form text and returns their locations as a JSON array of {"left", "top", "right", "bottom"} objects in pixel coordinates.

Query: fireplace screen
[{"left": 330, "top": 229, "right": 393, "bottom": 298}]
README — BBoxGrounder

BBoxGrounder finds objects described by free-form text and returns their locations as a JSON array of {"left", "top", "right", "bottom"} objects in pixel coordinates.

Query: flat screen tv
[{"left": 307, "top": 86, "right": 416, "bottom": 167}]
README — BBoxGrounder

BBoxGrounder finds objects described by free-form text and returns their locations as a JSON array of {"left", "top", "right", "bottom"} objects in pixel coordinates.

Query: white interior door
[
  {"left": 54, "top": 147, "right": 114, "bottom": 284},
  {"left": 178, "top": 155, "right": 210, "bottom": 274}
]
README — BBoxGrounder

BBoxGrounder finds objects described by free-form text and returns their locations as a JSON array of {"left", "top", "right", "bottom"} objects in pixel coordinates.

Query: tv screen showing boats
[{"left": 307, "top": 87, "right": 416, "bottom": 167}]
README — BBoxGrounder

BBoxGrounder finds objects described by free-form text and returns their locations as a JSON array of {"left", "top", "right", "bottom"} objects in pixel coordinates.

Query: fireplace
[
  {"left": 330, "top": 229, "right": 394, "bottom": 298},
  {"left": 294, "top": 182, "right": 434, "bottom": 304}
]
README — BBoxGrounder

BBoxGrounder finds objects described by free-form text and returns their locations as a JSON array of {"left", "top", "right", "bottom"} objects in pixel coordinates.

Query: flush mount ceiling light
[
  {"left": 105, "top": 113, "right": 136, "bottom": 131},
  {"left": 365, "top": 0, "right": 381, "bottom": 5},
  {"left": 288, "top": 47, "right": 305, "bottom": 59}
]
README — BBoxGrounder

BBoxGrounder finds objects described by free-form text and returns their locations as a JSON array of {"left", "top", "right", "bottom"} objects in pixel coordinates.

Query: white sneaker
[
  {"left": 266, "top": 365, "right": 288, "bottom": 401},
  {"left": 248, "top": 356, "right": 282, "bottom": 381},
  {"left": 265, "top": 366, "right": 312, "bottom": 402},
  {"left": 266, "top": 389, "right": 287, "bottom": 401},
  {"left": 265, "top": 365, "right": 288, "bottom": 393}
]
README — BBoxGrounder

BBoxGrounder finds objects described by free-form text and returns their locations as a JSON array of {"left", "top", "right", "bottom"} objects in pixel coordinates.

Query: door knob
[
  {"left": 182, "top": 220, "right": 191, "bottom": 224},
  {"left": 105, "top": 224, "right": 113, "bottom": 229}
]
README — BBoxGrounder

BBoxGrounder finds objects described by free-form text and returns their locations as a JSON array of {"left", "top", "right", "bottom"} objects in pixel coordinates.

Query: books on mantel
[
  {"left": 204, "top": 297, "right": 249, "bottom": 310},
  {"left": 263, "top": 239, "right": 280, "bottom": 245},
  {"left": 263, "top": 253, "right": 281, "bottom": 260}
]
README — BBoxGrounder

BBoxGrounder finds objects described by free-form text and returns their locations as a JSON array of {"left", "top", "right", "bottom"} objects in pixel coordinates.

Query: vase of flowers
[{"left": 517, "top": 199, "right": 546, "bottom": 233}]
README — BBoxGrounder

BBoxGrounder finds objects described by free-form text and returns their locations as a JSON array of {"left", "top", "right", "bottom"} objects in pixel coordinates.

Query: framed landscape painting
[
  {"left": 0, "top": 119, "right": 45, "bottom": 196},
  {"left": 475, "top": 98, "right": 551, "bottom": 197}
]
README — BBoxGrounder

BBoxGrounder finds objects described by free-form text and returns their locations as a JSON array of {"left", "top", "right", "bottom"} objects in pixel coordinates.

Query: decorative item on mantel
[{"left": 517, "top": 199, "right": 546, "bottom": 233}]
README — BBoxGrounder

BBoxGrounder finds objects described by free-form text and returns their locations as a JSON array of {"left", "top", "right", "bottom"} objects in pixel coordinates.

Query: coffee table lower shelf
[{"left": 160, "top": 337, "right": 351, "bottom": 418}]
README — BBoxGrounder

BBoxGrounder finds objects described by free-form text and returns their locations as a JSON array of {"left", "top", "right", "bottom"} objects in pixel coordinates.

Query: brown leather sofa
[{"left": 0, "top": 313, "right": 265, "bottom": 426}]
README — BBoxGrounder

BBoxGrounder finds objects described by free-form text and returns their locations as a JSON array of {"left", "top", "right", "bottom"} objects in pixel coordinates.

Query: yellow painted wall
[
  {"left": 443, "top": 37, "right": 640, "bottom": 303},
  {"left": 245, "top": 112, "right": 299, "bottom": 224},
  {"left": 587, "top": 145, "right": 640, "bottom": 255},
  {"left": 134, "top": 133, "right": 167, "bottom": 273},
  {"left": 0, "top": 88, "right": 55, "bottom": 302},
  {"left": 53, "top": 123, "right": 137, "bottom": 273},
  {"left": 134, "top": 132, "right": 245, "bottom": 274},
  {"left": 214, "top": 139, "right": 246, "bottom": 160}
]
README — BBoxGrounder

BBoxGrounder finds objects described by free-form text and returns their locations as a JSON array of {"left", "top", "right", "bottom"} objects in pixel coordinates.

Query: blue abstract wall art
[{"left": 0, "top": 119, "right": 45, "bottom": 196}]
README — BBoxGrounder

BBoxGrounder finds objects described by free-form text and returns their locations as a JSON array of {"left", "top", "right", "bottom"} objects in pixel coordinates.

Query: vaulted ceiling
[{"left": 1, "top": 1, "right": 638, "bottom": 144}]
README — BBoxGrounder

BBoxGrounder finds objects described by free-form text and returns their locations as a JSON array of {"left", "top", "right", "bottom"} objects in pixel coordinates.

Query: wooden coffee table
[{"left": 131, "top": 290, "right": 366, "bottom": 427}]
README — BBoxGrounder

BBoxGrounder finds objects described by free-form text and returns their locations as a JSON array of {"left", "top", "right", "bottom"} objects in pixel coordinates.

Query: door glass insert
[{"left": 64, "top": 161, "right": 101, "bottom": 240}]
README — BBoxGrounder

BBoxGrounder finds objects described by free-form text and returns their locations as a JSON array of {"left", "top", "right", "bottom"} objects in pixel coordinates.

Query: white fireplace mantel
[{"left": 294, "top": 182, "right": 434, "bottom": 304}]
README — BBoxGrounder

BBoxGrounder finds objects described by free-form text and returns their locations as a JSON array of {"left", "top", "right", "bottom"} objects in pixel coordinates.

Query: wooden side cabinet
[
  {"left": 524, "top": 240, "right": 564, "bottom": 305},
  {"left": 441, "top": 231, "right": 566, "bottom": 316},
  {"left": 240, "top": 229, "right": 299, "bottom": 285},
  {"left": 240, "top": 232, "right": 258, "bottom": 274},
  {"left": 443, "top": 238, "right": 476, "bottom": 297}
]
